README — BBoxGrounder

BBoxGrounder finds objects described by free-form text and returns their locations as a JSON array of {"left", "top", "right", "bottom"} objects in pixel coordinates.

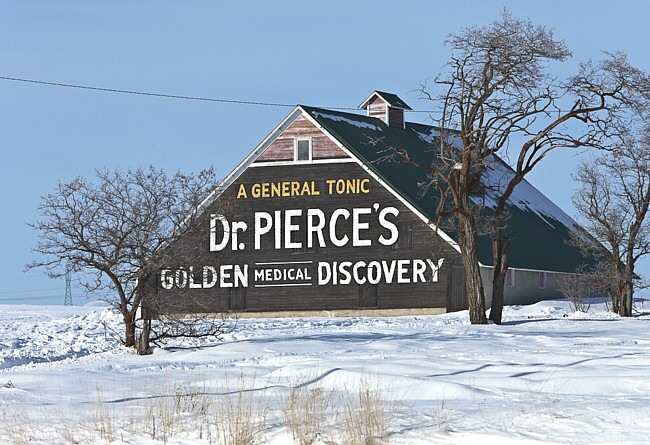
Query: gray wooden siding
[{"left": 151, "top": 161, "right": 463, "bottom": 314}]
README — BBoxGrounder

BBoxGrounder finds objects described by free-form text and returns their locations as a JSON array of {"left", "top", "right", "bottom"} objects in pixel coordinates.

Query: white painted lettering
[
  {"left": 231, "top": 220, "right": 248, "bottom": 251},
  {"left": 318, "top": 262, "right": 332, "bottom": 285},
  {"left": 234, "top": 264, "right": 248, "bottom": 287},
  {"left": 353, "top": 261, "right": 367, "bottom": 285},
  {"left": 307, "top": 208, "right": 326, "bottom": 248},
  {"left": 175, "top": 269, "right": 188, "bottom": 288},
  {"left": 161, "top": 269, "right": 174, "bottom": 290},
  {"left": 330, "top": 209, "right": 350, "bottom": 247},
  {"left": 254, "top": 212, "right": 273, "bottom": 250},
  {"left": 367, "top": 261, "right": 381, "bottom": 285},
  {"left": 412, "top": 259, "right": 426, "bottom": 283},
  {"left": 210, "top": 214, "right": 230, "bottom": 251},
  {"left": 352, "top": 208, "right": 372, "bottom": 247},
  {"left": 378, "top": 207, "right": 400, "bottom": 246},
  {"left": 397, "top": 259, "right": 409, "bottom": 284},
  {"left": 203, "top": 266, "right": 218, "bottom": 288},
  {"left": 220, "top": 264, "right": 233, "bottom": 288},
  {"left": 285, "top": 209, "right": 302, "bottom": 249},
  {"left": 339, "top": 261, "right": 352, "bottom": 285},
  {"left": 274, "top": 211, "right": 282, "bottom": 249},
  {"left": 381, "top": 260, "right": 396, "bottom": 284},
  {"left": 427, "top": 258, "right": 445, "bottom": 282},
  {"left": 189, "top": 266, "right": 202, "bottom": 289}
]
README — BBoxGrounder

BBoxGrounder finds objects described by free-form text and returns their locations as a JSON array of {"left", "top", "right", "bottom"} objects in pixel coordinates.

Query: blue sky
[{"left": 2, "top": 1, "right": 649, "bottom": 305}]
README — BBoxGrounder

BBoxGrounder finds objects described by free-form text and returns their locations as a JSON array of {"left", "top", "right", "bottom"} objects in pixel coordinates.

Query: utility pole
[{"left": 64, "top": 264, "right": 73, "bottom": 306}]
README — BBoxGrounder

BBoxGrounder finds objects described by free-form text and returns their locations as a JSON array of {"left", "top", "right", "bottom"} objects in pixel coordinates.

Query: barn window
[
  {"left": 295, "top": 138, "right": 312, "bottom": 162},
  {"left": 505, "top": 269, "right": 515, "bottom": 288},
  {"left": 229, "top": 287, "right": 247, "bottom": 310},
  {"left": 538, "top": 271, "right": 548, "bottom": 289}
]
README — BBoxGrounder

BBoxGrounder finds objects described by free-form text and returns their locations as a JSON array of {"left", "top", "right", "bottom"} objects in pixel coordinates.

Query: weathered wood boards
[{"left": 152, "top": 160, "right": 464, "bottom": 314}]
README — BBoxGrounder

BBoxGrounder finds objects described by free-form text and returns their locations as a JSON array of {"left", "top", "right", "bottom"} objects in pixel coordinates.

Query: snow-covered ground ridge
[{"left": 1, "top": 300, "right": 650, "bottom": 444}]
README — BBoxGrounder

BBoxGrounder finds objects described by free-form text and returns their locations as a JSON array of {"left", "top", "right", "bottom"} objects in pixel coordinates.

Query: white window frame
[
  {"left": 294, "top": 137, "right": 312, "bottom": 163},
  {"left": 505, "top": 269, "right": 515, "bottom": 288}
]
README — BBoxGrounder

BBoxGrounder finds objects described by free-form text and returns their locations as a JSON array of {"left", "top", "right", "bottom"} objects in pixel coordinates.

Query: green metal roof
[
  {"left": 359, "top": 91, "right": 413, "bottom": 110},
  {"left": 302, "top": 105, "right": 593, "bottom": 274}
]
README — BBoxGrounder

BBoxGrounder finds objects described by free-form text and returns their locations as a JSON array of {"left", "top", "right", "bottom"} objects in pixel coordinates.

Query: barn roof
[
  {"left": 300, "top": 104, "right": 590, "bottom": 274},
  {"left": 359, "top": 91, "right": 413, "bottom": 110}
]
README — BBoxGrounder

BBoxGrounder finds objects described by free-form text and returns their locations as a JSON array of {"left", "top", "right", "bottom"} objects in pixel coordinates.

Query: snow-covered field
[{"left": 1, "top": 300, "right": 649, "bottom": 444}]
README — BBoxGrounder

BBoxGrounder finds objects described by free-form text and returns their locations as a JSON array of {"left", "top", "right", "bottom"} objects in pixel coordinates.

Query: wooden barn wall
[
  {"left": 255, "top": 115, "right": 348, "bottom": 162},
  {"left": 388, "top": 107, "right": 404, "bottom": 128},
  {"left": 149, "top": 161, "right": 463, "bottom": 314}
]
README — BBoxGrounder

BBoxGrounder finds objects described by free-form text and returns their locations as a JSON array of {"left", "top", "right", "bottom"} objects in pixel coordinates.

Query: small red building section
[
  {"left": 367, "top": 96, "right": 388, "bottom": 122},
  {"left": 255, "top": 115, "right": 349, "bottom": 163}
]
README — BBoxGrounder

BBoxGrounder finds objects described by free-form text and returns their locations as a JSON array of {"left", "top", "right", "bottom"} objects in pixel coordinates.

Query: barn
[{"left": 147, "top": 91, "right": 589, "bottom": 317}]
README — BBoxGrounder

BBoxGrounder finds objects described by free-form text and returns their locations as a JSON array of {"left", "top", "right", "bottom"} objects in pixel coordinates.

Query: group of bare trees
[{"left": 391, "top": 11, "right": 650, "bottom": 323}]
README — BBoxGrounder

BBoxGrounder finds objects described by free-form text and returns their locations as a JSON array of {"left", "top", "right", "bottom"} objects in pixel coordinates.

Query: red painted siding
[
  {"left": 255, "top": 115, "right": 349, "bottom": 162},
  {"left": 388, "top": 107, "right": 404, "bottom": 128},
  {"left": 368, "top": 96, "right": 387, "bottom": 123}
]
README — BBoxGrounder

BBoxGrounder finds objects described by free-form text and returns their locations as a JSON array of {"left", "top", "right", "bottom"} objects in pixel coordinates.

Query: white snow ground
[{"left": 1, "top": 300, "right": 650, "bottom": 444}]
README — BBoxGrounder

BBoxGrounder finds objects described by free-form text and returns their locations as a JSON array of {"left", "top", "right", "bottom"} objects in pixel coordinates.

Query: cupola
[{"left": 358, "top": 91, "right": 412, "bottom": 129}]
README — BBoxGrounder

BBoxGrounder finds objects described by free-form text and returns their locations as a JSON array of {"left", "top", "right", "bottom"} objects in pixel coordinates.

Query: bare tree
[
  {"left": 482, "top": 52, "right": 642, "bottom": 324},
  {"left": 572, "top": 127, "right": 650, "bottom": 316},
  {"left": 28, "top": 166, "right": 228, "bottom": 354},
  {"left": 556, "top": 264, "right": 615, "bottom": 313},
  {"left": 391, "top": 12, "right": 637, "bottom": 324}
]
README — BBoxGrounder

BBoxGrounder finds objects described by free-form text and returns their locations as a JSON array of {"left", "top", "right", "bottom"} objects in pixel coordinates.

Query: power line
[
  {"left": 0, "top": 75, "right": 434, "bottom": 113},
  {"left": 0, "top": 75, "right": 355, "bottom": 110}
]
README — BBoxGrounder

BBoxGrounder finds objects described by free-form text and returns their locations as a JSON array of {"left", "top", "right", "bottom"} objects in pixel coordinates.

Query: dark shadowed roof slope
[{"left": 301, "top": 105, "right": 590, "bottom": 274}]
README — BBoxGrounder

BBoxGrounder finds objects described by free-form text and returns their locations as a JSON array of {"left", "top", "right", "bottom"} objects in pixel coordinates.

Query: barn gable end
[{"left": 255, "top": 115, "right": 349, "bottom": 163}]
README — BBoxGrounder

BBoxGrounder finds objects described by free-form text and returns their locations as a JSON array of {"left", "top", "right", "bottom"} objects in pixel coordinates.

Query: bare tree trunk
[
  {"left": 458, "top": 214, "right": 487, "bottom": 324},
  {"left": 137, "top": 307, "right": 152, "bottom": 355},
  {"left": 124, "top": 313, "right": 137, "bottom": 348},
  {"left": 620, "top": 278, "right": 634, "bottom": 317},
  {"left": 489, "top": 232, "right": 509, "bottom": 324},
  {"left": 611, "top": 280, "right": 623, "bottom": 314},
  {"left": 619, "top": 252, "right": 636, "bottom": 317}
]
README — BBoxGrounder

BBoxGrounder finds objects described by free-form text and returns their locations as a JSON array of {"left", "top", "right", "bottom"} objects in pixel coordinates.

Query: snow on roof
[
  {"left": 412, "top": 127, "right": 440, "bottom": 144},
  {"left": 411, "top": 127, "right": 464, "bottom": 149},
  {"left": 411, "top": 127, "right": 576, "bottom": 230},
  {"left": 312, "top": 111, "right": 382, "bottom": 131},
  {"left": 478, "top": 155, "right": 577, "bottom": 230}
]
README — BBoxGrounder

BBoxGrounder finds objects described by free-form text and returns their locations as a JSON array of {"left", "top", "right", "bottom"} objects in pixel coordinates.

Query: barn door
[
  {"left": 229, "top": 287, "right": 247, "bottom": 310},
  {"left": 359, "top": 284, "right": 378, "bottom": 308},
  {"left": 447, "top": 262, "right": 467, "bottom": 312}
]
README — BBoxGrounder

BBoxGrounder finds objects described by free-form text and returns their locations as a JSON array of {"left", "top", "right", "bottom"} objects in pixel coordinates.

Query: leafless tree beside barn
[
  {"left": 572, "top": 120, "right": 650, "bottom": 316},
  {"left": 28, "top": 166, "right": 230, "bottom": 354},
  {"left": 390, "top": 12, "right": 642, "bottom": 323}
]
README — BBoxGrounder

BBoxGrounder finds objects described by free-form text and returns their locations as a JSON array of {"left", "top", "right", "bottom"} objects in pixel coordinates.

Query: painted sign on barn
[
  {"left": 154, "top": 161, "right": 455, "bottom": 314},
  {"left": 161, "top": 172, "right": 445, "bottom": 290}
]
